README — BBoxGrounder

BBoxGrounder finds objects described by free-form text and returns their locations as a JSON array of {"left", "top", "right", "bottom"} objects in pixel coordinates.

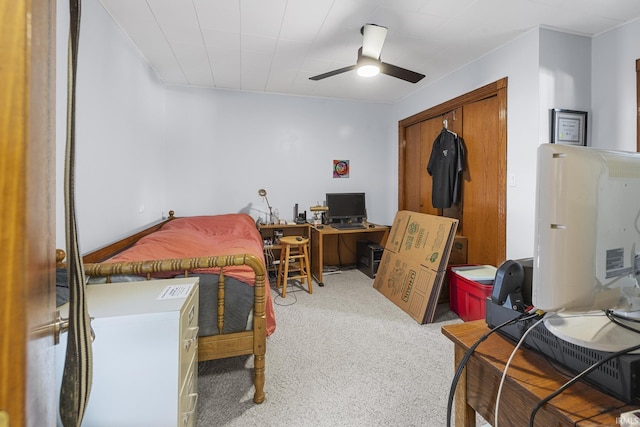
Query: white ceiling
[{"left": 99, "top": 0, "right": 640, "bottom": 103}]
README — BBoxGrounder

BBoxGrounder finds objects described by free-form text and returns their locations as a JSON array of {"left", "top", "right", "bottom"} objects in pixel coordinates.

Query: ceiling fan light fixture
[
  {"left": 308, "top": 24, "right": 424, "bottom": 83},
  {"left": 357, "top": 55, "right": 380, "bottom": 77},
  {"left": 357, "top": 64, "right": 380, "bottom": 77}
]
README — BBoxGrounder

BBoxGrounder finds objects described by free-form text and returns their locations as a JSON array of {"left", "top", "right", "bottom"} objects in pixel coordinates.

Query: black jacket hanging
[{"left": 427, "top": 128, "right": 465, "bottom": 209}]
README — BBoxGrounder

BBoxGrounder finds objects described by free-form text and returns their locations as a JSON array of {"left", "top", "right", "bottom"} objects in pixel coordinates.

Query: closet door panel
[
  {"left": 440, "top": 109, "right": 464, "bottom": 226},
  {"left": 461, "top": 96, "right": 505, "bottom": 267},
  {"left": 401, "top": 123, "right": 423, "bottom": 213},
  {"left": 419, "top": 117, "right": 443, "bottom": 216}
]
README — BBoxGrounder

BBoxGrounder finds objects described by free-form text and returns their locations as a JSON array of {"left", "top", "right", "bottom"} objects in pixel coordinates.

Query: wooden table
[
  {"left": 310, "top": 223, "right": 389, "bottom": 285},
  {"left": 441, "top": 320, "right": 637, "bottom": 427}
]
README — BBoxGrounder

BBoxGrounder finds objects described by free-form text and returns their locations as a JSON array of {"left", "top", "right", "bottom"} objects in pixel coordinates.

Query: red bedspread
[{"left": 108, "top": 213, "right": 276, "bottom": 335}]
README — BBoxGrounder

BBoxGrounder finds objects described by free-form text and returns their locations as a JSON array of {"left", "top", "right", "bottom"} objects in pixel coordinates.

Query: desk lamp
[
  {"left": 258, "top": 188, "right": 273, "bottom": 224},
  {"left": 310, "top": 205, "right": 329, "bottom": 226}
]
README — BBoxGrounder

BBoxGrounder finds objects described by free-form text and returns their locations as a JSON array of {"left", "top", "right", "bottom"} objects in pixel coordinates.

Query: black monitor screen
[{"left": 325, "top": 193, "right": 366, "bottom": 220}]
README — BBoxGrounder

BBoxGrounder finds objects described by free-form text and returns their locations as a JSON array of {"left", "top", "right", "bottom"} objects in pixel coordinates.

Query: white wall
[
  {"left": 591, "top": 18, "right": 640, "bottom": 151},
  {"left": 56, "top": 0, "right": 392, "bottom": 253},
  {"left": 162, "top": 86, "right": 392, "bottom": 225},
  {"left": 393, "top": 29, "right": 542, "bottom": 260},
  {"left": 56, "top": 0, "right": 167, "bottom": 253},
  {"left": 390, "top": 28, "right": 595, "bottom": 261},
  {"left": 539, "top": 29, "right": 592, "bottom": 145},
  {"left": 56, "top": 0, "right": 640, "bottom": 260}
]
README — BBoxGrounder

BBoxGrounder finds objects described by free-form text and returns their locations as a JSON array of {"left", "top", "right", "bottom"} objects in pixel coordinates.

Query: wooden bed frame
[{"left": 56, "top": 211, "right": 267, "bottom": 404}]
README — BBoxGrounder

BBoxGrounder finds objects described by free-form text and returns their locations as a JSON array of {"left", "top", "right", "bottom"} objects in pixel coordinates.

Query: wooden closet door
[
  {"left": 399, "top": 79, "right": 507, "bottom": 268},
  {"left": 439, "top": 109, "right": 463, "bottom": 226},
  {"left": 401, "top": 122, "right": 425, "bottom": 213},
  {"left": 418, "top": 117, "right": 444, "bottom": 216},
  {"left": 461, "top": 96, "right": 506, "bottom": 266},
  {"left": 400, "top": 112, "right": 463, "bottom": 217}
]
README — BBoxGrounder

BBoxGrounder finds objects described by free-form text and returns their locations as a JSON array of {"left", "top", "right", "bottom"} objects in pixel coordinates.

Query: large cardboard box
[
  {"left": 448, "top": 235, "right": 468, "bottom": 265},
  {"left": 374, "top": 211, "right": 458, "bottom": 324},
  {"left": 438, "top": 235, "right": 469, "bottom": 304}
]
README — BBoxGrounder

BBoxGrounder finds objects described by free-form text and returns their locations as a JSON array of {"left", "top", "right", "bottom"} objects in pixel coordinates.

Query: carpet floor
[{"left": 196, "top": 269, "right": 472, "bottom": 427}]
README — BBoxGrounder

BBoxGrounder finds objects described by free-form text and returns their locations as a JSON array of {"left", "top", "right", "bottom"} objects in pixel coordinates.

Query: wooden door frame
[
  {"left": 398, "top": 78, "right": 508, "bottom": 261},
  {"left": 1, "top": 1, "right": 57, "bottom": 425},
  {"left": 636, "top": 59, "right": 639, "bottom": 152}
]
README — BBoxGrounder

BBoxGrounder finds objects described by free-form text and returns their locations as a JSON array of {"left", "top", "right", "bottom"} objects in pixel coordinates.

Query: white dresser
[{"left": 56, "top": 277, "right": 199, "bottom": 427}]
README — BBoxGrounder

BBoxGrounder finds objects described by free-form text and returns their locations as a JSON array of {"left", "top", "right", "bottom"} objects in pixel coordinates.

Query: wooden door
[
  {"left": 400, "top": 109, "right": 462, "bottom": 217},
  {"left": 401, "top": 123, "right": 425, "bottom": 213},
  {"left": 461, "top": 96, "right": 506, "bottom": 266},
  {"left": 398, "top": 79, "right": 507, "bottom": 268},
  {"left": 1, "top": 1, "right": 57, "bottom": 425}
]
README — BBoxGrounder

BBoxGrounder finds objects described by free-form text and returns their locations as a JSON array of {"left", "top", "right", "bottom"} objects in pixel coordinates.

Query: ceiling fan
[{"left": 309, "top": 24, "right": 425, "bottom": 84}]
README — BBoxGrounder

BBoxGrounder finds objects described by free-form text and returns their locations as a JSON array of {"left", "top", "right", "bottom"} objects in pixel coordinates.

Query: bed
[{"left": 56, "top": 211, "right": 274, "bottom": 404}]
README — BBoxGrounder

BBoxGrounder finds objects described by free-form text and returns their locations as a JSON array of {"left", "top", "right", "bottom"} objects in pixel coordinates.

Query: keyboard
[{"left": 331, "top": 223, "right": 366, "bottom": 230}]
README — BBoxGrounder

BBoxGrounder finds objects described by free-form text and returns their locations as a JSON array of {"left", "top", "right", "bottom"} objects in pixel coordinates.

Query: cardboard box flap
[{"left": 385, "top": 210, "right": 458, "bottom": 272}]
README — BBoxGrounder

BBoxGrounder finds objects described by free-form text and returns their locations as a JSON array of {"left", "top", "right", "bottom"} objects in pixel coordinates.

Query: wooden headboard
[{"left": 57, "top": 210, "right": 176, "bottom": 266}]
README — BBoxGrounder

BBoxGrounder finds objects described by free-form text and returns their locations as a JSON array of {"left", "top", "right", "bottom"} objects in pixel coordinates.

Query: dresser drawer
[
  {"left": 179, "top": 354, "right": 198, "bottom": 427},
  {"left": 180, "top": 286, "right": 199, "bottom": 383}
]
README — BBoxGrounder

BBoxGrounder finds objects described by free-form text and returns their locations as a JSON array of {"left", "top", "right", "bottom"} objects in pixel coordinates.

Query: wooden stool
[{"left": 276, "top": 236, "right": 312, "bottom": 297}]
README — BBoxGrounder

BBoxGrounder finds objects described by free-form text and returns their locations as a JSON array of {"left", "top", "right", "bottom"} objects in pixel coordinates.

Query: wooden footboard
[{"left": 82, "top": 254, "right": 267, "bottom": 404}]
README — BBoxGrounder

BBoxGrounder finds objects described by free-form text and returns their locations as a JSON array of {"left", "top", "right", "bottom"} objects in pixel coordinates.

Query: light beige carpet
[{"left": 196, "top": 269, "right": 469, "bottom": 427}]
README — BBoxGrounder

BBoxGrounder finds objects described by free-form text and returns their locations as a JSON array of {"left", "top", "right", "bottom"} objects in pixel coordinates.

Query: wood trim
[
  {"left": 398, "top": 122, "right": 408, "bottom": 209},
  {"left": 1, "top": 1, "right": 56, "bottom": 424},
  {"left": 636, "top": 59, "right": 639, "bottom": 152},
  {"left": 496, "top": 83, "right": 508, "bottom": 263},
  {"left": 399, "top": 78, "right": 508, "bottom": 128},
  {"left": 0, "top": 3, "right": 30, "bottom": 423}
]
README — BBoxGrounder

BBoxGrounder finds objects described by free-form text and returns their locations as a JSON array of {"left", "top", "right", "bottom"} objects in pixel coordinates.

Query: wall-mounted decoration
[
  {"left": 551, "top": 109, "right": 588, "bottom": 146},
  {"left": 333, "top": 160, "right": 349, "bottom": 178}
]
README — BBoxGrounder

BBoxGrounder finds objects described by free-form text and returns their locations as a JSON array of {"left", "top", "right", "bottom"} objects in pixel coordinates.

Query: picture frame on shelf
[{"left": 550, "top": 109, "right": 588, "bottom": 146}]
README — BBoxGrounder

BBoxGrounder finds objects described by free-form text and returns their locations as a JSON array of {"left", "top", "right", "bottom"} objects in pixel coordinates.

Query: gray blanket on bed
[{"left": 56, "top": 269, "right": 254, "bottom": 336}]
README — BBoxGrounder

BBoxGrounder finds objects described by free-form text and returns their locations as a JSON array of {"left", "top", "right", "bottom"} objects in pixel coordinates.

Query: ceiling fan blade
[
  {"left": 380, "top": 62, "right": 425, "bottom": 83},
  {"left": 361, "top": 24, "right": 388, "bottom": 59},
  {"left": 309, "top": 64, "right": 357, "bottom": 81}
]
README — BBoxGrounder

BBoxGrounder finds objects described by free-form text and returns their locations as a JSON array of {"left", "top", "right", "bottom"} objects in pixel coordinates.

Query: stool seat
[{"left": 276, "top": 236, "right": 312, "bottom": 297}]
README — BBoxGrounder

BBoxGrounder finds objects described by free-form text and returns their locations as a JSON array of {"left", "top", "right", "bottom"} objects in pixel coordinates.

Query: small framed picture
[{"left": 550, "top": 109, "right": 588, "bottom": 146}]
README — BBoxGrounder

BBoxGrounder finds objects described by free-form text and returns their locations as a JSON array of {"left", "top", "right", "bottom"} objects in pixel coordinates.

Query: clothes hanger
[{"left": 443, "top": 117, "right": 457, "bottom": 137}]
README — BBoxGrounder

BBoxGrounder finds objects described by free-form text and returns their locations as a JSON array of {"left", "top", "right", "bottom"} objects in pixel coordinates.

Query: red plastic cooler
[{"left": 448, "top": 265, "right": 497, "bottom": 321}]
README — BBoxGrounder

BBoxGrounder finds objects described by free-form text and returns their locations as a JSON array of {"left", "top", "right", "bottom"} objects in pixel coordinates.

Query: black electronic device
[
  {"left": 325, "top": 192, "right": 366, "bottom": 225},
  {"left": 486, "top": 258, "right": 640, "bottom": 404},
  {"left": 294, "top": 211, "right": 307, "bottom": 224},
  {"left": 491, "top": 259, "right": 526, "bottom": 312},
  {"left": 357, "top": 240, "right": 383, "bottom": 279}
]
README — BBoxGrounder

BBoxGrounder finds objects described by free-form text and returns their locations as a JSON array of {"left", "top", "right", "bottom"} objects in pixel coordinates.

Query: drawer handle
[
  {"left": 183, "top": 326, "right": 199, "bottom": 351},
  {"left": 188, "top": 304, "right": 196, "bottom": 326},
  {"left": 181, "top": 393, "right": 198, "bottom": 426}
]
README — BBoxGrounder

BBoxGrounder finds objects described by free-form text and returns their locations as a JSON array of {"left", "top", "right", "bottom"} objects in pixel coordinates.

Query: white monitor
[{"left": 532, "top": 143, "right": 640, "bottom": 353}]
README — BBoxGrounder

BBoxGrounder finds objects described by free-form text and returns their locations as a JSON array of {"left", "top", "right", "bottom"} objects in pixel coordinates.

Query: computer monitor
[
  {"left": 325, "top": 192, "right": 366, "bottom": 222},
  {"left": 532, "top": 143, "right": 640, "bottom": 353}
]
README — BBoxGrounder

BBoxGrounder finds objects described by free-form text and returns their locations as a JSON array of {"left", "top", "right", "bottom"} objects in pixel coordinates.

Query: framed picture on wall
[{"left": 550, "top": 109, "right": 588, "bottom": 146}]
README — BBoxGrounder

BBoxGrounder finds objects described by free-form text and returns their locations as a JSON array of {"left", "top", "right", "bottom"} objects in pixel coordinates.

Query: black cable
[
  {"left": 446, "top": 311, "right": 540, "bottom": 427},
  {"left": 529, "top": 340, "right": 640, "bottom": 427},
  {"left": 606, "top": 309, "right": 640, "bottom": 327}
]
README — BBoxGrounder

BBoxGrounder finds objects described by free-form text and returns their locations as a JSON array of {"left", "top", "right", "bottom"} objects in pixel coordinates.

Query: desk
[
  {"left": 441, "top": 320, "right": 636, "bottom": 427},
  {"left": 310, "top": 223, "right": 389, "bottom": 286}
]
